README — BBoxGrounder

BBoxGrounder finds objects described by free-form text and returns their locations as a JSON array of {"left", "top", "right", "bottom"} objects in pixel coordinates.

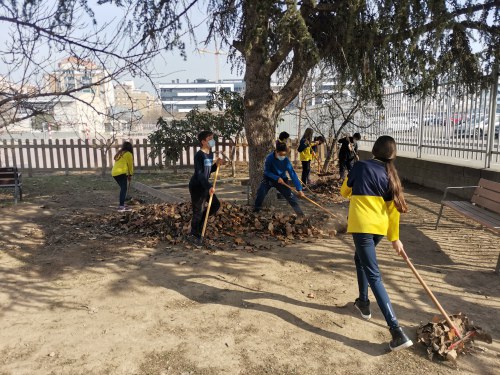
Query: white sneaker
[{"left": 118, "top": 206, "right": 131, "bottom": 212}]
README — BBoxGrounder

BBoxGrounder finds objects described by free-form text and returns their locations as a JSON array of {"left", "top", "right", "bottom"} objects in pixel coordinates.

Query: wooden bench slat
[
  {"left": 0, "top": 167, "right": 22, "bottom": 203},
  {"left": 473, "top": 186, "right": 500, "bottom": 203},
  {"left": 478, "top": 178, "right": 500, "bottom": 193},
  {"left": 0, "top": 180, "right": 17, "bottom": 186},
  {"left": 440, "top": 179, "right": 500, "bottom": 275},
  {"left": 444, "top": 201, "right": 500, "bottom": 229},
  {"left": 471, "top": 195, "right": 500, "bottom": 215},
  {"left": 445, "top": 200, "right": 500, "bottom": 222},
  {"left": 444, "top": 201, "right": 500, "bottom": 226}
]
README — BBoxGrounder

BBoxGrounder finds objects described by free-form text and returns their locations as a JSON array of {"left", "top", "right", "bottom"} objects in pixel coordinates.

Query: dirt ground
[{"left": 0, "top": 171, "right": 499, "bottom": 375}]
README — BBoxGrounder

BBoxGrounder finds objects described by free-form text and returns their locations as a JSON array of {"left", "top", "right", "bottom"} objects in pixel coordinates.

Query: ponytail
[
  {"left": 114, "top": 150, "right": 125, "bottom": 161},
  {"left": 385, "top": 160, "right": 408, "bottom": 213},
  {"left": 114, "top": 141, "right": 133, "bottom": 161}
]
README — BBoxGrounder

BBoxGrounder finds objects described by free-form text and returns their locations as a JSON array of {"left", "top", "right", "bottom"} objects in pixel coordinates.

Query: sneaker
[
  {"left": 186, "top": 234, "right": 202, "bottom": 246},
  {"left": 354, "top": 298, "right": 371, "bottom": 319},
  {"left": 118, "top": 206, "right": 132, "bottom": 212},
  {"left": 389, "top": 327, "right": 413, "bottom": 351}
]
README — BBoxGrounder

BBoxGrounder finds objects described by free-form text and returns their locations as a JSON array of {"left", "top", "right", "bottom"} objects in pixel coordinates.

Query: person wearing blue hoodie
[{"left": 254, "top": 142, "right": 305, "bottom": 215}]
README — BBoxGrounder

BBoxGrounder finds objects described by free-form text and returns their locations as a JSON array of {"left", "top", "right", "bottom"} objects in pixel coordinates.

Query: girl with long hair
[
  {"left": 340, "top": 135, "right": 412, "bottom": 351},
  {"left": 111, "top": 141, "right": 134, "bottom": 211},
  {"left": 297, "top": 128, "right": 321, "bottom": 184}
]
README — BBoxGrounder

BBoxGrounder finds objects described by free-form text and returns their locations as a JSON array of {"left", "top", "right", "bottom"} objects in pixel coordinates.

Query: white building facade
[{"left": 159, "top": 78, "right": 245, "bottom": 113}]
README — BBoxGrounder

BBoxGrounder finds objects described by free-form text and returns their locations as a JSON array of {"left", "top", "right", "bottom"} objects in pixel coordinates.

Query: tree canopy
[
  {"left": 148, "top": 89, "right": 244, "bottom": 174},
  {"left": 2, "top": 0, "right": 498, "bottom": 194}
]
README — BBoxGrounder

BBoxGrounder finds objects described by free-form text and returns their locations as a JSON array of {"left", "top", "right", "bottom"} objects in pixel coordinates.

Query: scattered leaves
[{"left": 416, "top": 313, "right": 493, "bottom": 362}]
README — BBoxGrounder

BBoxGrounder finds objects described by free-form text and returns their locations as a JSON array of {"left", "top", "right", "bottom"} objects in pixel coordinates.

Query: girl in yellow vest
[
  {"left": 297, "top": 128, "right": 321, "bottom": 184},
  {"left": 111, "top": 141, "right": 134, "bottom": 211}
]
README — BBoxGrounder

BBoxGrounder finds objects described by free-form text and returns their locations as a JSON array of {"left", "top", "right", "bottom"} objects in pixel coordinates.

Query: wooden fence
[
  {"left": 0, "top": 138, "right": 249, "bottom": 175},
  {"left": 0, "top": 138, "right": 324, "bottom": 175}
]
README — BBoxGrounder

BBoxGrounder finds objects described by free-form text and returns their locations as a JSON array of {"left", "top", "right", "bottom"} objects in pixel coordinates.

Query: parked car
[
  {"left": 424, "top": 115, "right": 446, "bottom": 126},
  {"left": 454, "top": 114, "right": 500, "bottom": 137},
  {"left": 386, "top": 117, "right": 418, "bottom": 132},
  {"left": 424, "top": 113, "right": 463, "bottom": 127}
]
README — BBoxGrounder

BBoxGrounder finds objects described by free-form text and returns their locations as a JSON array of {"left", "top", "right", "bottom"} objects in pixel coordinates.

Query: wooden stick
[
  {"left": 285, "top": 182, "right": 339, "bottom": 219},
  {"left": 297, "top": 177, "right": 316, "bottom": 197},
  {"left": 201, "top": 163, "right": 221, "bottom": 239},
  {"left": 125, "top": 178, "right": 131, "bottom": 201},
  {"left": 399, "top": 249, "right": 462, "bottom": 339}
]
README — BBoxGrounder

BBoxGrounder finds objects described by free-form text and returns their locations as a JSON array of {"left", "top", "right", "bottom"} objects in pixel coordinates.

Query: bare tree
[
  {"left": 296, "top": 65, "right": 379, "bottom": 173},
  {"left": 1, "top": 1, "right": 498, "bottom": 195},
  {"left": 0, "top": 1, "right": 184, "bottom": 133}
]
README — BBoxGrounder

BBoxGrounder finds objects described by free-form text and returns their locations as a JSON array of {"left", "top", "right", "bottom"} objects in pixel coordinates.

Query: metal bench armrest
[{"left": 441, "top": 185, "right": 479, "bottom": 202}]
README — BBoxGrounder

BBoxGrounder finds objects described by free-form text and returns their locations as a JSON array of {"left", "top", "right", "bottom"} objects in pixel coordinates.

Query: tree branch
[{"left": 381, "top": 1, "right": 499, "bottom": 43}]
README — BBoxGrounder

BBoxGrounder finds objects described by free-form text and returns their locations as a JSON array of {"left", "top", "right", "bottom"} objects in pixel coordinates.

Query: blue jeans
[
  {"left": 254, "top": 177, "right": 303, "bottom": 215},
  {"left": 352, "top": 233, "right": 399, "bottom": 329},
  {"left": 113, "top": 174, "right": 128, "bottom": 206}
]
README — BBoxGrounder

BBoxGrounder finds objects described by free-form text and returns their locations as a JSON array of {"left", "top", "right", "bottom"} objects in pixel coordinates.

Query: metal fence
[
  {"left": 279, "top": 78, "right": 500, "bottom": 169},
  {"left": 358, "top": 79, "right": 500, "bottom": 168}
]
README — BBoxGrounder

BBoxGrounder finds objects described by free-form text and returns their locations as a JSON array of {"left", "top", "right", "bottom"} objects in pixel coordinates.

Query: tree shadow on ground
[{"left": 1, "top": 180, "right": 499, "bottom": 369}]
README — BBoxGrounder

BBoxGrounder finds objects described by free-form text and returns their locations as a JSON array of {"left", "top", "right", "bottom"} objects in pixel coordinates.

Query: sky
[
  {"left": 0, "top": 1, "right": 495, "bottom": 95},
  {"left": 0, "top": 0, "right": 240, "bottom": 94},
  {"left": 85, "top": 1, "right": 241, "bottom": 91}
]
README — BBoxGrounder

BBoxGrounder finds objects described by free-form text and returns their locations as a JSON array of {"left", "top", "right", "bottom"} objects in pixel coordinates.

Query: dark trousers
[
  {"left": 254, "top": 177, "right": 303, "bottom": 215},
  {"left": 189, "top": 184, "right": 221, "bottom": 237},
  {"left": 113, "top": 174, "right": 128, "bottom": 206},
  {"left": 353, "top": 233, "right": 399, "bottom": 329},
  {"left": 339, "top": 158, "right": 354, "bottom": 179},
  {"left": 301, "top": 160, "right": 311, "bottom": 184}
]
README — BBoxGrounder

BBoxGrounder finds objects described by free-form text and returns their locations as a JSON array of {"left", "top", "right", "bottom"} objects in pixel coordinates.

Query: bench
[
  {"left": 435, "top": 178, "right": 500, "bottom": 274},
  {"left": 0, "top": 167, "right": 23, "bottom": 204}
]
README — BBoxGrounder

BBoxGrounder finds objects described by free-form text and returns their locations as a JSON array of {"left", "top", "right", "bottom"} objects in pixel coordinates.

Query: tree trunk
[
  {"left": 322, "top": 139, "right": 338, "bottom": 173},
  {"left": 244, "top": 105, "right": 279, "bottom": 201},
  {"left": 243, "top": 81, "right": 280, "bottom": 201},
  {"left": 229, "top": 141, "right": 236, "bottom": 177},
  {"left": 240, "top": 0, "right": 315, "bottom": 200}
]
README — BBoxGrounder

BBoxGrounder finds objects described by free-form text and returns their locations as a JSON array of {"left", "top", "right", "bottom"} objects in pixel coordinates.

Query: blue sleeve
[
  {"left": 297, "top": 138, "right": 307, "bottom": 153},
  {"left": 287, "top": 160, "right": 302, "bottom": 191},
  {"left": 263, "top": 155, "right": 280, "bottom": 181}
]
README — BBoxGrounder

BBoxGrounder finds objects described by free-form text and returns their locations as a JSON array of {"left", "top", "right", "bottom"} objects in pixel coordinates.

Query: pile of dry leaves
[
  {"left": 105, "top": 201, "right": 335, "bottom": 248},
  {"left": 417, "top": 313, "right": 493, "bottom": 363},
  {"left": 308, "top": 177, "right": 343, "bottom": 201}
]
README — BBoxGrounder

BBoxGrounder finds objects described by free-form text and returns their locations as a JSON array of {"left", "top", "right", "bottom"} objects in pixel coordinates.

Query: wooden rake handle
[
  {"left": 201, "top": 163, "right": 221, "bottom": 239},
  {"left": 399, "top": 249, "right": 462, "bottom": 338},
  {"left": 285, "top": 182, "right": 339, "bottom": 219}
]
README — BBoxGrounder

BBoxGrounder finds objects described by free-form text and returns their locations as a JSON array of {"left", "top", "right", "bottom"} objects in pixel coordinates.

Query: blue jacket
[{"left": 263, "top": 152, "right": 302, "bottom": 191}]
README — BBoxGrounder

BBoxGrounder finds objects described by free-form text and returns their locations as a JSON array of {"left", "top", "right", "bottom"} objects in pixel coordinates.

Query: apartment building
[{"left": 159, "top": 78, "right": 245, "bottom": 113}]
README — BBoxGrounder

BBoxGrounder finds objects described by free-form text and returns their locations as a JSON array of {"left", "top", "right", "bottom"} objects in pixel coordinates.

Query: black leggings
[
  {"left": 189, "top": 184, "right": 221, "bottom": 237},
  {"left": 301, "top": 161, "right": 311, "bottom": 184}
]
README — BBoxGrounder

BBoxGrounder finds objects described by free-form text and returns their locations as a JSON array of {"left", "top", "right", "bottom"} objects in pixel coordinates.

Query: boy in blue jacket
[{"left": 254, "top": 142, "right": 305, "bottom": 215}]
